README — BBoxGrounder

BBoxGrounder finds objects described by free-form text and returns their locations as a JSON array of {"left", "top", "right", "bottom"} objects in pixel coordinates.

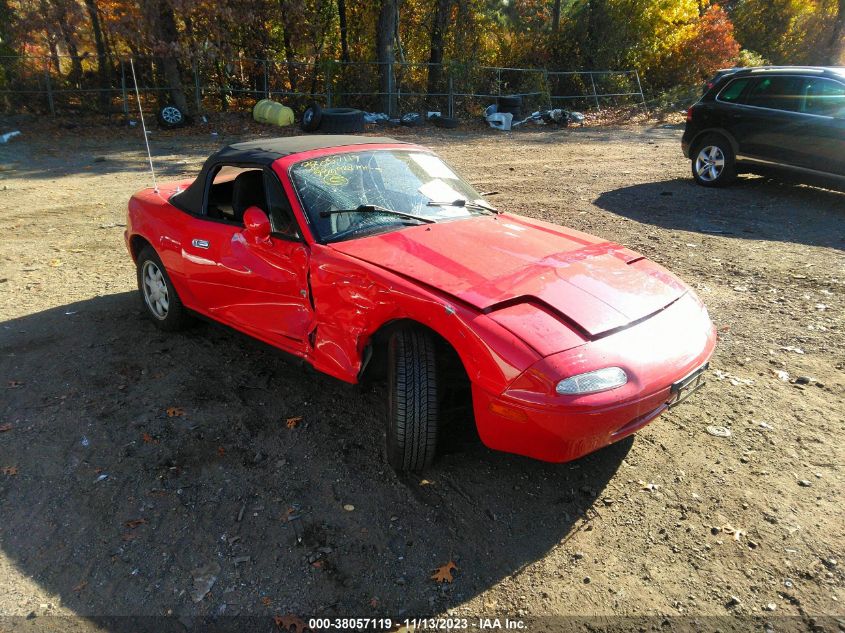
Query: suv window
[
  {"left": 799, "top": 77, "right": 845, "bottom": 117},
  {"left": 718, "top": 77, "right": 751, "bottom": 103},
  {"left": 745, "top": 76, "right": 804, "bottom": 112}
]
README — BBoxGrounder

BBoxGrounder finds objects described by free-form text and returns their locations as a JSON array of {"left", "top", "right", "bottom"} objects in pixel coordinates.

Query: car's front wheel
[
  {"left": 386, "top": 328, "right": 439, "bottom": 471},
  {"left": 136, "top": 246, "right": 191, "bottom": 331},
  {"left": 692, "top": 134, "right": 736, "bottom": 187}
]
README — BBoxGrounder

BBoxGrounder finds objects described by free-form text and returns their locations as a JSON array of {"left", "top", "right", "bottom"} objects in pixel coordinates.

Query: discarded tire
[
  {"left": 253, "top": 99, "right": 295, "bottom": 127},
  {"left": 431, "top": 115, "right": 459, "bottom": 129},
  {"left": 300, "top": 103, "right": 322, "bottom": 132},
  {"left": 319, "top": 107, "right": 365, "bottom": 134},
  {"left": 157, "top": 104, "right": 187, "bottom": 129}
]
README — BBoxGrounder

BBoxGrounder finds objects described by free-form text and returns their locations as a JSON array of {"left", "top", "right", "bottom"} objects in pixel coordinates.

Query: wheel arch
[
  {"left": 689, "top": 128, "right": 739, "bottom": 157},
  {"left": 358, "top": 317, "right": 468, "bottom": 386},
  {"left": 128, "top": 234, "right": 154, "bottom": 262}
]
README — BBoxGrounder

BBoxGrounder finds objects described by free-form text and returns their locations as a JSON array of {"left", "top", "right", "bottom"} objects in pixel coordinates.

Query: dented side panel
[{"left": 306, "top": 244, "right": 539, "bottom": 392}]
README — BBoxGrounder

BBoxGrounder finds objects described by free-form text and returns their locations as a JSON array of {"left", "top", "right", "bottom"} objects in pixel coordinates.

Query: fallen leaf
[
  {"left": 431, "top": 560, "right": 458, "bottom": 583},
  {"left": 286, "top": 416, "right": 302, "bottom": 429},
  {"left": 121, "top": 533, "right": 137, "bottom": 542},
  {"left": 124, "top": 519, "right": 147, "bottom": 529},
  {"left": 274, "top": 614, "right": 308, "bottom": 633},
  {"left": 6, "top": 380, "right": 23, "bottom": 388},
  {"left": 369, "top": 597, "right": 379, "bottom": 608},
  {"left": 2, "top": 466, "right": 19, "bottom": 476},
  {"left": 73, "top": 581, "right": 88, "bottom": 592},
  {"left": 311, "top": 560, "right": 324, "bottom": 569},
  {"left": 0, "top": 423, "right": 12, "bottom": 432},
  {"left": 166, "top": 406, "right": 185, "bottom": 417},
  {"left": 261, "top": 596, "right": 272, "bottom": 607},
  {"left": 217, "top": 446, "right": 226, "bottom": 457},
  {"left": 49, "top": 259, "right": 63, "bottom": 267},
  {"left": 141, "top": 432, "right": 158, "bottom": 444}
]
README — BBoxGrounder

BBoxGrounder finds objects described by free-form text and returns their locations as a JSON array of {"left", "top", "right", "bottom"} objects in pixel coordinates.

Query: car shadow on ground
[
  {"left": 0, "top": 292, "right": 631, "bottom": 628},
  {"left": 594, "top": 176, "right": 845, "bottom": 250}
]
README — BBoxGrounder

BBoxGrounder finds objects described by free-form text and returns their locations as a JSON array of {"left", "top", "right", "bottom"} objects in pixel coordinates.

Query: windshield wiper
[
  {"left": 426, "top": 199, "right": 500, "bottom": 214},
  {"left": 320, "top": 204, "right": 436, "bottom": 224}
]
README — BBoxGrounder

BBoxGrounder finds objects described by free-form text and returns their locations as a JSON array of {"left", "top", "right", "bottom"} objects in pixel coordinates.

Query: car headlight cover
[{"left": 556, "top": 367, "right": 628, "bottom": 395}]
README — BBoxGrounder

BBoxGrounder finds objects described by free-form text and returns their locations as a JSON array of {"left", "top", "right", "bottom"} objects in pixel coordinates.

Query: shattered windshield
[{"left": 289, "top": 150, "right": 491, "bottom": 242}]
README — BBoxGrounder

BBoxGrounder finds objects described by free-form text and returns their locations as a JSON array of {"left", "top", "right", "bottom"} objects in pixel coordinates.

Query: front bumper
[{"left": 472, "top": 293, "right": 716, "bottom": 463}]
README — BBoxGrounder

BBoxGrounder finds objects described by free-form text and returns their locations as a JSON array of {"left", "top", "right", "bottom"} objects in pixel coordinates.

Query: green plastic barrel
[{"left": 253, "top": 99, "right": 295, "bottom": 127}]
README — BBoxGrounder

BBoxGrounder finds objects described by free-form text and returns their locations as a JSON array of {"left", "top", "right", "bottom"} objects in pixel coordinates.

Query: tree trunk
[
  {"left": 376, "top": 0, "right": 398, "bottom": 115},
  {"left": 338, "top": 0, "right": 350, "bottom": 62},
  {"left": 83, "top": 0, "right": 112, "bottom": 109},
  {"left": 551, "top": 0, "right": 561, "bottom": 31},
  {"left": 142, "top": 0, "right": 189, "bottom": 113},
  {"left": 426, "top": 0, "right": 452, "bottom": 96},
  {"left": 278, "top": 0, "right": 299, "bottom": 91},
  {"left": 52, "top": 1, "right": 83, "bottom": 86},
  {"left": 828, "top": 0, "right": 845, "bottom": 65}
]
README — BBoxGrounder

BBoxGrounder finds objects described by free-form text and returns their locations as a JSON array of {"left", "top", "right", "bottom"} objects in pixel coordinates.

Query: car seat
[{"left": 232, "top": 170, "right": 267, "bottom": 224}]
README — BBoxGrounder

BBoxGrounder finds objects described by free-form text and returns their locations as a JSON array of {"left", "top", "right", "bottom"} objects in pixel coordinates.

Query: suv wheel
[{"left": 692, "top": 134, "right": 736, "bottom": 187}]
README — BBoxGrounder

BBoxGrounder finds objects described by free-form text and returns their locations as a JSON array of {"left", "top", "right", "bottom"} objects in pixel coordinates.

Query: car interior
[{"left": 206, "top": 166, "right": 299, "bottom": 238}]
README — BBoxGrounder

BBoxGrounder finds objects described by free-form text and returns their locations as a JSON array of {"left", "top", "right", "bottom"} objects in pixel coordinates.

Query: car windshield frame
[{"left": 287, "top": 148, "right": 491, "bottom": 243}]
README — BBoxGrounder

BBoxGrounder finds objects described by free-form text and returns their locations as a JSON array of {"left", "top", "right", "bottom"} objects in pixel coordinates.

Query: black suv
[{"left": 682, "top": 66, "right": 845, "bottom": 187}]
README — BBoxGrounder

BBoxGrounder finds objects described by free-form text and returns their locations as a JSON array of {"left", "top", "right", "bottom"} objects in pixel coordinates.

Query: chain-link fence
[{"left": 0, "top": 54, "right": 646, "bottom": 119}]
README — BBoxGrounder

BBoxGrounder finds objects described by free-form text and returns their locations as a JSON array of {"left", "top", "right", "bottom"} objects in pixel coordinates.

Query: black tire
[
  {"left": 157, "top": 104, "right": 187, "bottom": 129},
  {"left": 319, "top": 107, "right": 365, "bottom": 134},
  {"left": 431, "top": 115, "right": 459, "bottom": 129},
  {"left": 497, "top": 95, "right": 522, "bottom": 108},
  {"left": 300, "top": 103, "right": 322, "bottom": 132},
  {"left": 386, "top": 329, "right": 439, "bottom": 471},
  {"left": 136, "top": 246, "right": 191, "bottom": 331},
  {"left": 691, "top": 134, "right": 737, "bottom": 187}
]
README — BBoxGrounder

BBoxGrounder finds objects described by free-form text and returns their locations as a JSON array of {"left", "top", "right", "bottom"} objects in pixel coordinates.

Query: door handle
[{"left": 191, "top": 239, "right": 210, "bottom": 249}]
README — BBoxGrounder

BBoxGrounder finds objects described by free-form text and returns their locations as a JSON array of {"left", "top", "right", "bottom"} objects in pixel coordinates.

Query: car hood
[{"left": 330, "top": 214, "right": 688, "bottom": 351}]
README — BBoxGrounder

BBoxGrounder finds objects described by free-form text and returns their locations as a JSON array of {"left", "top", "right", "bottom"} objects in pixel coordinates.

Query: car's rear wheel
[
  {"left": 136, "top": 246, "right": 191, "bottom": 331},
  {"left": 692, "top": 134, "right": 736, "bottom": 187},
  {"left": 386, "top": 328, "right": 439, "bottom": 471}
]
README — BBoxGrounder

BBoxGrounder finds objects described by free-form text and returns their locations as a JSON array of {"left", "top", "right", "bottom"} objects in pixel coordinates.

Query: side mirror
[{"left": 243, "top": 206, "right": 271, "bottom": 243}]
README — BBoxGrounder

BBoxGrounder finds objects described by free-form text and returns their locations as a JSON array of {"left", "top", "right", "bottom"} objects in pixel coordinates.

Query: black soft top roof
[{"left": 172, "top": 135, "right": 409, "bottom": 214}]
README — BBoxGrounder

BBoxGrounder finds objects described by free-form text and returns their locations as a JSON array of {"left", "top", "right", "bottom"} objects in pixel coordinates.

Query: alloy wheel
[
  {"left": 142, "top": 261, "right": 169, "bottom": 320},
  {"left": 695, "top": 145, "right": 726, "bottom": 182},
  {"left": 161, "top": 106, "right": 183, "bottom": 125}
]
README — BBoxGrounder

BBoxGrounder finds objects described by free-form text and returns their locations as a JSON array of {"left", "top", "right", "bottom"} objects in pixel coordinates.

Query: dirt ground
[{"left": 0, "top": 115, "right": 843, "bottom": 633}]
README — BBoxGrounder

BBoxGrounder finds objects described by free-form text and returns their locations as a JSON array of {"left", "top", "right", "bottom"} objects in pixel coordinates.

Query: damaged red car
[{"left": 125, "top": 136, "right": 716, "bottom": 471}]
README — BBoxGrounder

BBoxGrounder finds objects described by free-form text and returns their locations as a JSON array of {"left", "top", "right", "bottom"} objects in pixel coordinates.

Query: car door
[
  {"left": 180, "top": 165, "right": 314, "bottom": 352},
  {"left": 796, "top": 76, "right": 845, "bottom": 175},
  {"left": 731, "top": 75, "right": 818, "bottom": 169}
]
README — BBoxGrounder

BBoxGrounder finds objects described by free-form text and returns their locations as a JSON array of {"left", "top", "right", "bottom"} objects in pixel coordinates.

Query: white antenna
[{"left": 129, "top": 58, "right": 158, "bottom": 193}]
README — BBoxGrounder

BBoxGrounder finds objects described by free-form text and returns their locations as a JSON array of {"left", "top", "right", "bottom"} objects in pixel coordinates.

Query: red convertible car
[{"left": 125, "top": 136, "right": 716, "bottom": 470}]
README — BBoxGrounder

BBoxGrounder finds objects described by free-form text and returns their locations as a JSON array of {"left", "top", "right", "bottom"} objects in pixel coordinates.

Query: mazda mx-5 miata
[{"left": 126, "top": 135, "right": 716, "bottom": 471}]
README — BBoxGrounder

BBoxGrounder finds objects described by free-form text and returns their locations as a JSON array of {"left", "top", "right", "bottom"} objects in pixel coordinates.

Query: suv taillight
[{"left": 686, "top": 107, "right": 694, "bottom": 122}]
